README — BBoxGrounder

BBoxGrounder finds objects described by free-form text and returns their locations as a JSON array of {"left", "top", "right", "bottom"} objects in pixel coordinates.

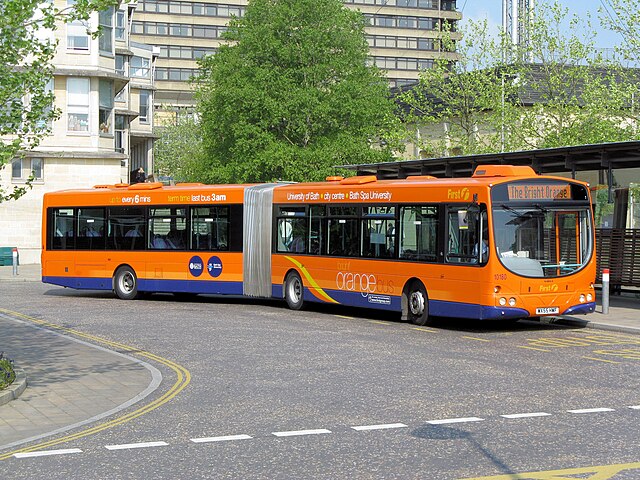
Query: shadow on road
[{"left": 411, "top": 424, "right": 519, "bottom": 477}]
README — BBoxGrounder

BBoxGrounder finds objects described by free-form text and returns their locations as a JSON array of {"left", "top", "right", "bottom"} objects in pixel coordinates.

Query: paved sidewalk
[{"left": 0, "top": 309, "right": 160, "bottom": 451}]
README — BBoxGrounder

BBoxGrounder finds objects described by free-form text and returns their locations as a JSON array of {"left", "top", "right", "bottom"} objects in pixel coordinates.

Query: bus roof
[{"left": 43, "top": 165, "right": 588, "bottom": 207}]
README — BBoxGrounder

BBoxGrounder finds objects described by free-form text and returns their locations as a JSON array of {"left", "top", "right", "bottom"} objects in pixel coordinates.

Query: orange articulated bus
[{"left": 42, "top": 165, "right": 596, "bottom": 325}]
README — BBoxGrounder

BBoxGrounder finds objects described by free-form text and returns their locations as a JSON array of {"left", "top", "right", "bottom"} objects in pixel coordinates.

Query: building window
[
  {"left": 67, "top": 77, "right": 90, "bottom": 133},
  {"left": 139, "top": 90, "right": 151, "bottom": 124},
  {"left": 67, "top": 0, "right": 89, "bottom": 51},
  {"left": 99, "top": 7, "right": 114, "bottom": 54},
  {"left": 11, "top": 157, "right": 44, "bottom": 181},
  {"left": 155, "top": 67, "right": 196, "bottom": 82},
  {"left": 35, "top": 78, "right": 55, "bottom": 129},
  {"left": 31, "top": 157, "right": 43, "bottom": 180},
  {"left": 115, "top": 54, "right": 126, "bottom": 76},
  {"left": 131, "top": 56, "right": 151, "bottom": 78},
  {"left": 11, "top": 159, "right": 22, "bottom": 179},
  {"left": 115, "top": 10, "right": 126, "bottom": 40},
  {"left": 115, "top": 115, "right": 126, "bottom": 153},
  {"left": 99, "top": 80, "right": 113, "bottom": 134},
  {"left": 131, "top": 21, "right": 143, "bottom": 34}
]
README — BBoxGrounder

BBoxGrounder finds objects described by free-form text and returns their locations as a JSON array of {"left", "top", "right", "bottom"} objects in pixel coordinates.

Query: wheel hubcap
[
  {"left": 121, "top": 273, "right": 134, "bottom": 293},
  {"left": 289, "top": 278, "right": 301, "bottom": 303},
  {"left": 409, "top": 290, "right": 425, "bottom": 316}
]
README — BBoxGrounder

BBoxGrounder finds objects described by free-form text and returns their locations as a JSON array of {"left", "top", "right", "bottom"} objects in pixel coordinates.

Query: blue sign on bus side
[
  {"left": 207, "top": 256, "right": 223, "bottom": 278},
  {"left": 189, "top": 256, "right": 204, "bottom": 277}
]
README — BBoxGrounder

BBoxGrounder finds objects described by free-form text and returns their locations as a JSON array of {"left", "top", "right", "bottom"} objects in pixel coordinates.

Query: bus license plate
[{"left": 536, "top": 307, "right": 559, "bottom": 315}]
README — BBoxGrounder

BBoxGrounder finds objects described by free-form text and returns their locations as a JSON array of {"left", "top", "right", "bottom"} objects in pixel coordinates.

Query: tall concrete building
[{"left": 130, "top": 0, "right": 461, "bottom": 115}]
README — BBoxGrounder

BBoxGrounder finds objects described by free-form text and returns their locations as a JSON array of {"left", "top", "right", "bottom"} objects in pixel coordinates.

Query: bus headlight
[
  {"left": 508, "top": 297, "right": 517, "bottom": 307},
  {"left": 499, "top": 297, "right": 507, "bottom": 306},
  {"left": 579, "top": 294, "right": 586, "bottom": 303},
  {"left": 587, "top": 293, "right": 593, "bottom": 302}
]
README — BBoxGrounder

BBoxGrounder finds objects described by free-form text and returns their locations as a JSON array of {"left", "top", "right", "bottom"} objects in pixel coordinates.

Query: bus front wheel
[
  {"left": 408, "top": 281, "right": 430, "bottom": 326},
  {"left": 114, "top": 266, "right": 139, "bottom": 300},
  {"left": 285, "top": 271, "right": 304, "bottom": 310}
]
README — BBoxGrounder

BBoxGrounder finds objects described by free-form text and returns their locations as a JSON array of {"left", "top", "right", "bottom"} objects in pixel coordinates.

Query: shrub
[{"left": 0, "top": 352, "right": 16, "bottom": 390}]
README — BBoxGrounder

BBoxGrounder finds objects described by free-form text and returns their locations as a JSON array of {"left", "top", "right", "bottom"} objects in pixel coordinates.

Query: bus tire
[
  {"left": 285, "top": 271, "right": 304, "bottom": 311},
  {"left": 408, "top": 281, "right": 430, "bottom": 326},
  {"left": 114, "top": 266, "right": 139, "bottom": 300}
]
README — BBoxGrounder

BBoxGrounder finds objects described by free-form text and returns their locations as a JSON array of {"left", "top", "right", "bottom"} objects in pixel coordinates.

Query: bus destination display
[{"left": 508, "top": 184, "right": 572, "bottom": 201}]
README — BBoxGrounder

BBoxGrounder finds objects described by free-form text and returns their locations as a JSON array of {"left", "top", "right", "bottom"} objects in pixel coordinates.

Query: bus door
[{"left": 446, "top": 205, "right": 488, "bottom": 264}]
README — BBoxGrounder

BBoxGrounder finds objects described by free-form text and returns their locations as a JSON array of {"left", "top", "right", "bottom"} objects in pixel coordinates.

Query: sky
[{"left": 459, "top": 0, "right": 623, "bottom": 50}]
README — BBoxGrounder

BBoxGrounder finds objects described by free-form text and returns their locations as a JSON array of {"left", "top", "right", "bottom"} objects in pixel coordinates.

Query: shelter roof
[{"left": 340, "top": 141, "right": 640, "bottom": 179}]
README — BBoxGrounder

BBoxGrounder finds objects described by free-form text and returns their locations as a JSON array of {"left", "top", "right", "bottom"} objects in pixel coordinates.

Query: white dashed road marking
[
  {"left": 501, "top": 412, "right": 552, "bottom": 419},
  {"left": 567, "top": 408, "right": 615, "bottom": 414},
  {"left": 105, "top": 441, "right": 169, "bottom": 451},
  {"left": 191, "top": 434, "right": 253, "bottom": 443},
  {"left": 11, "top": 405, "right": 640, "bottom": 460},
  {"left": 351, "top": 423, "right": 408, "bottom": 431},
  {"left": 14, "top": 448, "right": 83, "bottom": 458},
  {"left": 426, "top": 417, "right": 484, "bottom": 425},
  {"left": 272, "top": 429, "right": 332, "bottom": 437}
]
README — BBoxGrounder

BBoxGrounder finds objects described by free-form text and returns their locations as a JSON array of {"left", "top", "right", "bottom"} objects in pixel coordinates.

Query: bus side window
[
  {"left": 276, "top": 206, "right": 307, "bottom": 254},
  {"left": 51, "top": 208, "right": 75, "bottom": 250},
  {"left": 76, "top": 208, "right": 106, "bottom": 250},
  {"left": 446, "top": 207, "right": 475, "bottom": 263},
  {"left": 108, "top": 206, "right": 146, "bottom": 250},
  {"left": 399, "top": 205, "right": 438, "bottom": 262}
]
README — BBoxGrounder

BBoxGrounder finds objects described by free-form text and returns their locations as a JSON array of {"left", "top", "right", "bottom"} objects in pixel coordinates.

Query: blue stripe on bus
[
  {"left": 43, "top": 276, "right": 112, "bottom": 290},
  {"left": 273, "top": 284, "right": 529, "bottom": 320},
  {"left": 45, "top": 277, "right": 589, "bottom": 321},
  {"left": 138, "top": 279, "right": 244, "bottom": 295},
  {"left": 562, "top": 302, "right": 596, "bottom": 315},
  {"left": 429, "top": 301, "right": 529, "bottom": 320},
  {"left": 43, "top": 276, "right": 244, "bottom": 295}
]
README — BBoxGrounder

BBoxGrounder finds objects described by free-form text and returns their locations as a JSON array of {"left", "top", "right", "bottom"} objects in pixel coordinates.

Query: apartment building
[
  {"left": 0, "top": 1, "right": 157, "bottom": 263},
  {"left": 129, "top": 0, "right": 461, "bottom": 115}
]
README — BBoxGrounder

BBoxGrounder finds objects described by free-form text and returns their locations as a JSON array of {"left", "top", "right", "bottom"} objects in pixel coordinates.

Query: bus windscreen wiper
[{"left": 501, "top": 204, "right": 526, "bottom": 217}]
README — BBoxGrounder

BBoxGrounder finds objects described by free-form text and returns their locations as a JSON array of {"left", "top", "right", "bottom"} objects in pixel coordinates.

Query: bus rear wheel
[
  {"left": 408, "top": 281, "right": 430, "bottom": 326},
  {"left": 114, "top": 266, "right": 139, "bottom": 300},
  {"left": 285, "top": 271, "right": 304, "bottom": 310}
]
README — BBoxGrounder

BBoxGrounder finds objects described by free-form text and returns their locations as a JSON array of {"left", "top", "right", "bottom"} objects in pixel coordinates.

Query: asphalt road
[{"left": 1, "top": 281, "right": 639, "bottom": 479}]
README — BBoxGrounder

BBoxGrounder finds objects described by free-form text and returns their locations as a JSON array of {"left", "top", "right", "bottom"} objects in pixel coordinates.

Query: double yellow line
[{"left": 0, "top": 308, "right": 191, "bottom": 461}]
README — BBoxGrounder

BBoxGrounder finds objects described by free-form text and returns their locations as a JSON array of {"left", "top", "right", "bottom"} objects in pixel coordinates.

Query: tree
[
  {"left": 599, "top": 0, "right": 640, "bottom": 63},
  {"left": 154, "top": 114, "right": 205, "bottom": 182},
  {"left": 506, "top": 2, "right": 639, "bottom": 151},
  {"left": 194, "top": 0, "right": 402, "bottom": 183},
  {"left": 403, "top": 1, "right": 639, "bottom": 158},
  {"left": 399, "top": 19, "right": 512, "bottom": 157},
  {"left": 0, "top": 0, "right": 120, "bottom": 202}
]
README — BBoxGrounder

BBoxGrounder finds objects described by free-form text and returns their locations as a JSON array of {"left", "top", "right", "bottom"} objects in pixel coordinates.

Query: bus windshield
[{"left": 492, "top": 205, "right": 593, "bottom": 278}]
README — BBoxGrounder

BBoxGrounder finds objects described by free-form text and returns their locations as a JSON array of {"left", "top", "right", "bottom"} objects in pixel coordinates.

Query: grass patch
[{"left": 0, "top": 353, "right": 16, "bottom": 390}]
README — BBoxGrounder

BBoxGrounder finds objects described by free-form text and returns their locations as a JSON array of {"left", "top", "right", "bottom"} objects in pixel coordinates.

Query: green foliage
[
  {"left": 154, "top": 114, "right": 205, "bottom": 182},
  {"left": 600, "top": 0, "right": 640, "bottom": 63},
  {"left": 404, "top": 1, "right": 640, "bottom": 158},
  {"left": 194, "top": 0, "right": 402, "bottom": 183},
  {"left": 0, "top": 354, "right": 16, "bottom": 390},
  {"left": 0, "top": 0, "right": 120, "bottom": 202},
  {"left": 507, "top": 2, "right": 640, "bottom": 151},
  {"left": 400, "top": 19, "right": 510, "bottom": 157}
]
